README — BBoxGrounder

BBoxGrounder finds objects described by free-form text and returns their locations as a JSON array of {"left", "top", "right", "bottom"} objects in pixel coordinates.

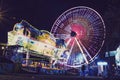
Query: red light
[{"left": 71, "top": 23, "right": 86, "bottom": 39}]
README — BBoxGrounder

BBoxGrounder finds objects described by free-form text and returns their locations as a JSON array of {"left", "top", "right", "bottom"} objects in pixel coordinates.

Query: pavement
[
  {"left": 0, "top": 73, "right": 120, "bottom": 80},
  {"left": 0, "top": 73, "right": 103, "bottom": 80}
]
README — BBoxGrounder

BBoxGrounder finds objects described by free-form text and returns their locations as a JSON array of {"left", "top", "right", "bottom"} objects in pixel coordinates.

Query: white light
[
  {"left": 117, "top": 45, "right": 120, "bottom": 53},
  {"left": 1, "top": 46, "right": 4, "bottom": 49},
  {"left": 97, "top": 62, "right": 108, "bottom": 66},
  {"left": 17, "top": 49, "right": 23, "bottom": 53},
  {"left": 66, "top": 38, "right": 71, "bottom": 47}
]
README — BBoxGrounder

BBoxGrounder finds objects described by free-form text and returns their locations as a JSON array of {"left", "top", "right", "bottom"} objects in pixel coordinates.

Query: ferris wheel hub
[
  {"left": 71, "top": 23, "right": 86, "bottom": 39},
  {"left": 71, "top": 31, "right": 77, "bottom": 37}
]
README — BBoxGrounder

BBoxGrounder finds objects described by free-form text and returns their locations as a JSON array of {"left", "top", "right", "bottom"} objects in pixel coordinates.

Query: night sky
[{"left": 0, "top": 0, "right": 120, "bottom": 54}]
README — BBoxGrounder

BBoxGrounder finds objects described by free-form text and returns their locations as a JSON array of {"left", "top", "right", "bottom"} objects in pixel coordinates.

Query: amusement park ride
[{"left": 4, "top": 6, "right": 105, "bottom": 71}]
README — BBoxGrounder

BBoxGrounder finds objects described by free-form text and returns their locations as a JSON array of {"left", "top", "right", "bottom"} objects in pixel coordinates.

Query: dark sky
[
  {"left": 0, "top": 0, "right": 110, "bottom": 31},
  {"left": 0, "top": 0, "right": 120, "bottom": 53}
]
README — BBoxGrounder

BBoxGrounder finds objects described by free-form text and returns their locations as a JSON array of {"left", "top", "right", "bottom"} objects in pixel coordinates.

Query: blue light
[
  {"left": 97, "top": 62, "right": 108, "bottom": 66},
  {"left": 16, "top": 23, "right": 23, "bottom": 29}
]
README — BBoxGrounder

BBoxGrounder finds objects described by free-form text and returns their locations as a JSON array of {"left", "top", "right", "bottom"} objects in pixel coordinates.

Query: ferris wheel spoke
[
  {"left": 69, "top": 39, "right": 75, "bottom": 54},
  {"left": 54, "top": 33, "right": 70, "bottom": 39},
  {"left": 75, "top": 38, "right": 88, "bottom": 64},
  {"left": 78, "top": 40, "right": 93, "bottom": 61},
  {"left": 66, "top": 39, "right": 75, "bottom": 62},
  {"left": 66, "top": 38, "right": 72, "bottom": 47}
]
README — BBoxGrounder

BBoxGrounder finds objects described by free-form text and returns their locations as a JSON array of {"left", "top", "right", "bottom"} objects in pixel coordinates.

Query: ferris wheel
[{"left": 51, "top": 6, "right": 105, "bottom": 67}]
